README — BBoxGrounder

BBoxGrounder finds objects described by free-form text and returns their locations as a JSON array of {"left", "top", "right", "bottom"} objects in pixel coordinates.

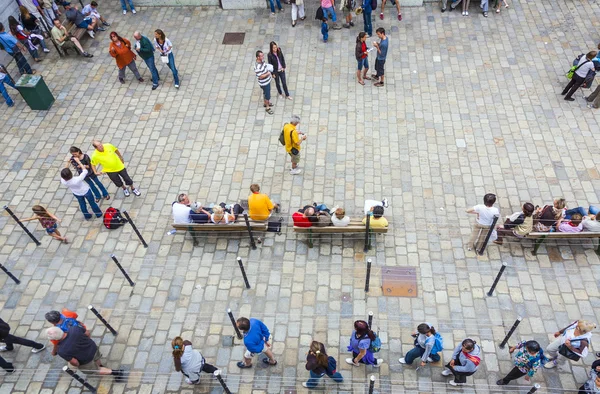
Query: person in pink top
[
  {"left": 557, "top": 213, "right": 583, "bottom": 233},
  {"left": 321, "top": 0, "right": 342, "bottom": 30}
]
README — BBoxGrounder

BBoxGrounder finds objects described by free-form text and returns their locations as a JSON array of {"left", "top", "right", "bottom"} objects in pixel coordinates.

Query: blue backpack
[
  {"left": 429, "top": 333, "right": 443, "bottom": 355},
  {"left": 369, "top": 333, "right": 382, "bottom": 353}
]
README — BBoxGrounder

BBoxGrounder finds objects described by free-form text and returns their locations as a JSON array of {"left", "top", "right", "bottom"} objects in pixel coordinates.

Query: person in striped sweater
[{"left": 254, "top": 51, "right": 274, "bottom": 114}]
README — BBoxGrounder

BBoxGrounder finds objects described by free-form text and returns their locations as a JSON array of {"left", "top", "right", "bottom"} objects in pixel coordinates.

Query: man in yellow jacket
[{"left": 283, "top": 115, "right": 306, "bottom": 175}]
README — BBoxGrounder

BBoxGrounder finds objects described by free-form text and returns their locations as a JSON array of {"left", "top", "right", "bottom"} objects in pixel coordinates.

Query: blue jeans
[
  {"left": 564, "top": 206, "right": 600, "bottom": 219},
  {"left": 0, "top": 75, "right": 16, "bottom": 106},
  {"left": 13, "top": 51, "right": 33, "bottom": 75},
  {"left": 404, "top": 346, "right": 440, "bottom": 365},
  {"left": 85, "top": 175, "right": 109, "bottom": 200},
  {"left": 269, "top": 0, "right": 282, "bottom": 12},
  {"left": 357, "top": 57, "right": 369, "bottom": 70},
  {"left": 144, "top": 56, "right": 159, "bottom": 86},
  {"left": 305, "top": 370, "right": 344, "bottom": 388},
  {"left": 363, "top": 10, "right": 372, "bottom": 36},
  {"left": 323, "top": 6, "right": 337, "bottom": 22},
  {"left": 74, "top": 190, "right": 103, "bottom": 219},
  {"left": 481, "top": 0, "right": 488, "bottom": 12},
  {"left": 167, "top": 53, "right": 180, "bottom": 85},
  {"left": 120, "top": 0, "right": 135, "bottom": 11}
]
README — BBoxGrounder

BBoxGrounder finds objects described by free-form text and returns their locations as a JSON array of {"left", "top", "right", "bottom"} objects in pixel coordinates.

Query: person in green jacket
[{"left": 133, "top": 31, "right": 158, "bottom": 90}]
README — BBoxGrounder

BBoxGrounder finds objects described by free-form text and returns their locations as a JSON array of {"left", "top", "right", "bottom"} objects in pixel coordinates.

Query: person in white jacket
[
  {"left": 172, "top": 337, "right": 219, "bottom": 384},
  {"left": 60, "top": 164, "right": 103, "bottom": 220}
]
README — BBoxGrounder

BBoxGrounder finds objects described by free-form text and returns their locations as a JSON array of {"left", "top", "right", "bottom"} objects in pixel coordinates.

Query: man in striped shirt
[{"left": 254, "top": 51, "right": 274, "bottom": 115}]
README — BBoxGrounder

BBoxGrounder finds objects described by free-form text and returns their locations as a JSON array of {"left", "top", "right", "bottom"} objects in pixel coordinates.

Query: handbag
[
  {"left": 267, "top": 217, "right": 284, "bottom": 233},
  {"left": 566, "top": 60, "right": 589, "bottom": 80},
  {"left": 558, "top": 340, "right": 583, "bottom": 361},
  {"left": 160, "top": 55, "right": 169, "bottom": 64}
]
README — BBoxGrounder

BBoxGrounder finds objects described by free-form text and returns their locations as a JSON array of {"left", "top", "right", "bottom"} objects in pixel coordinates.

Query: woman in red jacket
[{"left": 109, "top": 31, "right": 143, "bottom": 84}]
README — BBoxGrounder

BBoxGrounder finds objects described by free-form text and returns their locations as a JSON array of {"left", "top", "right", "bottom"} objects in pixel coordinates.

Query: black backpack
[{"left": 0, "top": 318, "right": 11, "bottom": 339}]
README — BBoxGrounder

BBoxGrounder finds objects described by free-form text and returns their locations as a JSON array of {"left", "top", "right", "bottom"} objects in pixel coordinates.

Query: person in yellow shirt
[
  {"left": 283, "top": 115, "right": 306, "bottom": 175},
  {"left": 363, "top": 206, "right": 388, "bottom": 228},
  {"left": 248, "top": 184, "right": 280, "bottom": 221},
  {"left": 90, "top": 140, "right": 141, "bottom": 198}
]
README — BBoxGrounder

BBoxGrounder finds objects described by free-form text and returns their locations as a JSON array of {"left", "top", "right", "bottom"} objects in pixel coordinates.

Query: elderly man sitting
[{"left": 172, "top": 193, "right": 211, "bottom": 224}]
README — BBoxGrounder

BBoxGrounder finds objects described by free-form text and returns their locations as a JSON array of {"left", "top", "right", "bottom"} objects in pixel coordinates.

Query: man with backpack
[
  {"left": 281, "top": 115, "right": 306, "bottom": 175},
  {"left": 0, "top": 23, "right": 34, "bottom": 76},
  {"left": 0, "top": 317, "right": 46, "bottom": 373}
]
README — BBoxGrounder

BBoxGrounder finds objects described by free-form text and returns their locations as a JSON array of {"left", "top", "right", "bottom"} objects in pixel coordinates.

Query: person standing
[
  {"left": 109, "top": 31, "right": 143, "bottom": 84},
  {"left": 91, "top": 140, "right": 141, "bottom": 198},
  {"left": 171, "top": 336, "right": 219, "bottom": 385},
  {"left": 0, "top": 65, "right": 17, "bottom": 107},
  {"left": 372, "top": 27, "right": 388, "bottom": 87},
  {"left": 120, "top": 0, "right": 137, "bottom": 14},
  {"left": 379, "top": 0, "right": 401, "bottom": 21},
  {"left": 51, "top": 19, "right": 93, "bottom": 57},
  {"left": 236, "top": 317, "right": 277, "bottom": 368},
  {"left": 355, "top": 32, "right": 371, "bottom": 85},
  {"left": 321, "top": 0, "right": 342, "bottom": 30},
  {"left": 496, "top": 340, "right": 546, "bottom": 386},
  {"left": 154, "top": 29, "right": 180, "bottom": 89},
  {"left": 134, "top": 31, "right": 159, "bottom": 90},
  {"left": 0, "top": 317, "right": 46, "bottom": 354},
  {"left": 268, "top": 42, "right": 292, "bottom": 100},
  {"left": 0, "top": 23, "right": 35, "bottom": 75},
  {"left": 67, "top": 146, "right": 110, "bottom": 202},
  {"left": 303, "top": 341, "right": 344, "bottom": 388},
  {"left": 254, "top": 50, "right": 274, "bottom": 114},
  {"left": 563, "top": 51, "right": 597, "bottom": 102},
  {"left": 544, "top": 320, "right": 595, "bottom": 370},
  {"left": 361, "top": 0, "right": 374, "bottom": 36},
  {"left": 60, "top": 166, "right": 104, "bottom": 220},
  {"left": 465, "top": 193, "right": 499, "bottom": 251},
  {"left": 268, "top": 0, "right": 283, "bottom": 15},
  {"left": 290, "top": 0, "right": 305, "bottom": 27},
  {"left": 283, "top": 115, "right": 306, "bottom": 175},
  {"left": 342, "top": 0, "right": 355, "bottom": 28},
  {"left": 441, "top": 338, "right": 481, "bottom": 386}
]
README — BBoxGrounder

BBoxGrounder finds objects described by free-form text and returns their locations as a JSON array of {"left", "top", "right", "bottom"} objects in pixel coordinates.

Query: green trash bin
[{"left": 15, "top": 75, "right": 55, "bottom": 110}]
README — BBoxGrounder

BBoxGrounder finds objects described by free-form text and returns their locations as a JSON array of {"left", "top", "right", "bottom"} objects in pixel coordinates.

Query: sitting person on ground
[
  {"left": 292, "top": 206, "right": 316, "bottom": 227},
  {"left": 189, "top": 202, "right": 211, "bottom": 224},
  {"left": 63, "top": 2, "right": 97, "bottom": 38},
  {"left": 82, "top": 1, "right": 110, "bottom": 27},
  {"left": 363, "top": 198, "right": 389, "bottom": 214},
  {"left": 363, "top": 205, "right": 388, "bottom": 228},
  {"left": 331, "top": 207, "right": 350, "bottom": 227},
  {"left": 465, "top": 193, "right": 499, "bottom": 251},
  {"left": 248, "top": 184, "right": 279, "bottom": 220},
  {"left": 557, "top": 213, "right": 583, "bottom": 233},
  {"left": 172, "top": 193, "right": 192, "bottom": 224},
  {"left": 494, "top": 202, "right": 534, "bottom": 245},
  {"left": 45, "top": 309, "right": 89, "bottom": 356},
  {"left": 533, "top": 198, "right": 565, "bottom": 232},
  {"left": 583, "top": 213, "right": 600, "bottom": 232},
  {"left": 211, "top": 206, "right": 236, "bottom": 224}
]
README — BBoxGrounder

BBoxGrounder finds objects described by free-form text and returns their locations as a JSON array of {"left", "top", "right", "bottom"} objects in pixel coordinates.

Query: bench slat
[
  {"left": 293, "top": 226, "right": 388, "bottom": 234},
  {"left": 527, "top": 232, "right": 600, "bottom": 239}
]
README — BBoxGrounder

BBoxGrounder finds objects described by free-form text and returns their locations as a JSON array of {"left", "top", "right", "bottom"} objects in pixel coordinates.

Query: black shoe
[
  {"left": 119, "top": 78, "right": 125, "bottom": 84},
  {"left": 6, "top": 368, "right": 15, "bottom": 374},
  {"left": 441, "top": 7, "right": 446, "bottom": 12},
  {"left": 496, "top": 380, "right": 506, "bottom": 386},
  {"left": 152, "top": 85, "right": 158, "bottom": 90},
  {"left": 564, "top": 97, "right": 575, "bottom": 101},
  {"left": 83, "top": 52, "right": 93, "bottom": 58},
  {"left": 560, "top": 91, "right": 567, "bottom": 95}
]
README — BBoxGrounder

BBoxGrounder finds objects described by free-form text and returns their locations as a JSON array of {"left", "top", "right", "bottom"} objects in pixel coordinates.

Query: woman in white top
[
  {"left": 544, "top": 320, "right": 596, "bottom": 369},
  {"left": 563, "top": 51, "right": 598, "bottom": 101},
  {"left": 211, "top": 206, "right": 235, "bottom": 224},
  {"left": 60, "top": 165, "right": 103, "bottom": 220},
  {"left": 331, "top": 207, "right": 350, "bottom": 227},
  {"left": 154, "top": 29, "right": 180, "bottom": 88}
]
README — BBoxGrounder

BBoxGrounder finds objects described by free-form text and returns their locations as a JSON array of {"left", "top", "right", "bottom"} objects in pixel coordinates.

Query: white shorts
[{"left": 244, "top": 344, "right": 267, "bottom": 359}]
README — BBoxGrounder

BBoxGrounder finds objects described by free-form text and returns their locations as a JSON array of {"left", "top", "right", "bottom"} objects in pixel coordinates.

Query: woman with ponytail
[
  {"left": 172, "top": 337, "right": 219, "bottom": 385},
  {"left": 346, "top": 320, "right": 383, "bottom": 367},
  {"left": 399, "top": 323, "right": 443, "bottom": 367},
  {"left": 442, "top": 338, "right": 481, "bottom": 386},
  {"left": 303, "top": 341, "right": 343, "bottom": 388}
]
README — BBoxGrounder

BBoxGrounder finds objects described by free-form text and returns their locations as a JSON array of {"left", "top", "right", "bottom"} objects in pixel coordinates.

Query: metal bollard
[
  {"left": 368, "top": 375, "right": 375, "bottom": 394},
  {"left": 477, "top": 214, "right": 499, "bottom": 255},
  {"left": 364, "top": 258, "right": 372, "bottom": 292},
  {"left": 227, "top": 308, "right": 243, "bottom": 339},
  {"left": 487, "top": 262, "right": 508, "bottom": 296},
  {"left": 499, "top": 316, "right": 522, "bottom": 349},
  {"left": 363, "top": 214, "right": 371, "bottom": 252},
  {"left": 63, "top": 366, "right": 97, "bottom": 393},
  {"left": 214, "top": 370, "right": 232, "bottom": 394},
  {"left": 243, "top": 214, "right": 257, "bottom": 250},
  {"left": 0, "top": 263, "right": 21, "bottom": 284},
  {"left": 527, "top": 384, "right": 541, "bottom": 394},
  {"left": 368, "top": 311, "right": 373, "bottom": 329},
  {"left": 237, "top": 257, "right": 251, "bottom": 289},
  {"left": 110, "top": 255, "right": 135, "bottom": 287},
  {"left": 3, "top": 205, "right": 41, "bottom": 246},
  {"left": 122, "top": 211, "right": 148, "bottom": 248},
  {"left": 88, "top": 305, "right": 118, "bottom": 336}
]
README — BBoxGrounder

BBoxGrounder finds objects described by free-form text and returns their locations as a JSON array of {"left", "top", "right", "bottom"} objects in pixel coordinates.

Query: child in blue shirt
[{"left": 321, "top": 18, "right": 329, "bottom": 42}]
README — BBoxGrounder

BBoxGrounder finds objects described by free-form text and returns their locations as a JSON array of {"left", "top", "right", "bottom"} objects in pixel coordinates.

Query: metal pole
[
  {"left": 527, "top": 384, "right": 541, "bottom": 394},
  {"left": 364, "top": 258, "right": 372, "bottom": 292},
  {"left": 110, "top": 255, "right": 135, "bottom": 287},
  {"left": 122, "top": 211, "right": 148, "bottom": 248},
  {"left": 227, "top": 308, "right": 243, "bottom": 339},
  {"left": 237, "top": 257, "right": 251, "bottom": 289},
  {"left": 88, "top": 305, "right": 118, "bottom": 336},
  {"left": 0, "top": 263, "right": 21, "bottom": 284},
  {"left": 368, "top": 311, "right": 373, "bottom": 329},
  {"left": 478, "top": 215, "right": 499, "bottom": 255},
  {"left": 214, "top": 370, "right": 232, "bottom": 394},
  {"left": 243, "top": 214, "right": 257, "bottom": 250},
  {"left": 487, "top": 262, "right": 508, "bottom": 296},
  {"left": 499, "top": 316, "right": 522, "bottom": 349},
  {"left": 63, "top": 366, "right": 97, "bottom": 393},
  {"left": 368, "top": 375, "right": 375, "bottom": 394},
  {"left": 363, "top": 214, "right": 371, "bottom": 252},
  {"left": 3, "top": 205, "right": 41, "bottom": 246}
]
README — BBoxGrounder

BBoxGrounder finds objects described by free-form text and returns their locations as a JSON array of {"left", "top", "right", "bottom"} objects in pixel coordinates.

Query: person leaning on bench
[
  {"left": 172, "top": 193, "right": 211, "bottom": 224},
  {"left": 363, "top": 205, "right": 388, "bottom": 228},
  {"left": 292, "top": 205, "right": 317, "bottom": 227},
  {"left": 51, "top": 19, "right": 92, "bottom": 57},
  {"left": 494, "top": 202, "right": 534, "bottom": 245}
]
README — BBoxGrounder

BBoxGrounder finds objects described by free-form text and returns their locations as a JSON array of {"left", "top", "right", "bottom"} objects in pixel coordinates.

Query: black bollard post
[
  {"left": 363, "top": 214, "right": 371, "bottom": 252},
  {"left": 110, "top": 255, "right": 135, "bottom": 287},
  {"left": 227, "top": 308, "right": 243, "bottom": 339},
  {"left": 3, "top": 205, "right": 41, "bottom": 246},
  {"left": 63, "top": 366, "right": 97, "bottom": 393},
  {"left": 368, "top": 311, "right": 373, "bottom": 329},
  {"left": 527, "top": 384, "right": 541, "bottom": 394},
  {"left": 237, "top": 257, "right": 251, "bottom": 289},
  {"left": 368, "top": 375, "right": 375, "bottom": 394},
  {"left": 122, "top": 211, "right": 148, "bottom": 248},
  {"left": 88, "top": 305, "right": 118, "bottom": 336},
  {"left": 243, "top": 214, "right": 257, "bottom": 250},
  {"left": 0, "top": 263, "right": 21, "bottom": 284},
  {"left": 499, "top": 316, "right": 522, "bottom": 349},
  {"left": 478, "top": 215, "right": 499, "bottom": 255},
  {"left": 214, "top": 370, "right": 232, "bottom": 394},
  {"left": 364, "top": 258, "right": 372, "bottom": 292},
  {"left": 487, "top": 262, "right": 508, "bottom": 296}
]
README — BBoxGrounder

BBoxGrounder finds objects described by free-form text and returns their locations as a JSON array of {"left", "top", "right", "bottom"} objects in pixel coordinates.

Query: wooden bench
[
  {"left": 293, "top": 219, "right": 388, "bottom": 249},
  {"left": 526, "top": 231, "right": 600, "bottom": 255},
  {"left": 172, "top": 214, "right": 267, "bottom": 248}
]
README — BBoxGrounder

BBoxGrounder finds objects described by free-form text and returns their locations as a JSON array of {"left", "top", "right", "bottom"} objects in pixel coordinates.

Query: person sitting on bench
[
  {"left": 63, "top": 2, "right": 97, "bottom": 38},
  {"left": 331, "top": 207, "right": 350, "bottom": 227},
  {"left": 557, "top": 213, "right": 583, "bottom": 233},
  {"left": 292, "top": 206, "right": 316, "bottom": 228},
  {"left": 363, "top": 205, "right": 388, "bottom": 228}
]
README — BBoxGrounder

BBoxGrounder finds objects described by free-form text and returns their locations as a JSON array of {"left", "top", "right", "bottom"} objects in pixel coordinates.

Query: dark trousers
[
  {"left": 274, "top": 71, "right": 290, "bottom": 96},
  {"left": 495, "top": 227, "right": 515, "bottom": 244},
  {"left": 106, "top": 168, "right": 133, "bottom": 188},
  {"left": 187, "top": 362, "right": 218, "bottom": 383},
  {"left": 74, "top": 190, "right": 103, "bottom": 219},
  {"left": 1, "top": 334, "right": 44, "bottom": 351},
  {"left": 446, "top": 356, "right": 476, "bottom": 384},
  {"left": 0, "top": 356, "right": 14, "bottom": 372},
  {"left": 499, "top": 366, "right": 526, "bottom": 384},
  {"left": 13, "top": 51, "right": 33, "bottom": 75},
  {"left": 562, "top": 73, "right": 585, "bottom": 99},
  {"left": 363, "top": 10, "right": 372, "bottom": 36},
  {"left": 579, "top": 384, "right": 590, "bottom": 394}
]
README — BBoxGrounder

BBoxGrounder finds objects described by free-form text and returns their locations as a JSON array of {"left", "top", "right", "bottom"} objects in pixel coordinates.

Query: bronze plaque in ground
[
  {"left": 381, "top": 266, "right": 418, "bottom": 297},
  {"left": 222, "top": 33, "right": 245, "bottom": 45}
]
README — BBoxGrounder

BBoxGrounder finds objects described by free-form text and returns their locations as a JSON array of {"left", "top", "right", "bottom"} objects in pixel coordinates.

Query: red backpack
[{"left": 103, "top": 207, "right": 128, "bottom": 230}]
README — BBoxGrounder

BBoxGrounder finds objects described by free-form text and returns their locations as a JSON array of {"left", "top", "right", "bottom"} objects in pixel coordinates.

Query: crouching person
[
  {"left": 442, "top": 338, "right": 481, "bottom": 386},
  {"left": 171, "top": 336, "right": 219, "bottom": 385}
]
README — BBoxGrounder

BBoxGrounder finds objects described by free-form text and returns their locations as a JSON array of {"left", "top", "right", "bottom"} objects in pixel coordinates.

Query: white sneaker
[
  {"left": 31, "top": 345, "right": 46, "bottom": 353},
  {"left": 123, "top": 188, "right": 131, "bottom": 197},
  {"left": 185, "top": 378, "right": 192, "bottom": 384},
  {"left": 382, "top": 198, "right": 389, "bottom": 208},
  {"left": 462, "top": 11, "right": 466, "bottom": 15},
  {"left": 345, "top": 358, "right": 357, "bottom": 366},
  {"left": 175, "top": 84, "right": 180, "bottom": 88},
  {"left": 123, "top": 10, "right": 127, "bottom": 14},
  {"left": 544, "top": 360, "right": 557, "bottom": 369},
  {"left": 0, "top": 346, "right": 8, "bottom": 352},
  {"left": 441, "top": 369, "right": 452, "bottom": 376},
  {"left": 398, "top": 357, "right": 407, "bottom": 364},
  {"left": 132, "top": 188, "right": 141, "bottom": 196},
  {"left": 290, "top": 168, "right": 302, "bottom": 175},
  {"left": 43, "top": 48, "right": 50, "bottom": 53},
  {"left": 448, "top": 380, "right": 462, "bottom": 386},
  {"left": 466, "top": 11, "right": 469, "bottom": 15},
  {"left": 426, "top": 357, "right": 433, "bottom": 363},
  {"left": 373, "top": 359, "right": 383, "bottom": 367},
  {"left": 87, "top": 30, "right": 95, "bottom": 38},
  {"left": 132, "top": 9, "right": 136, "bottom": 13}
]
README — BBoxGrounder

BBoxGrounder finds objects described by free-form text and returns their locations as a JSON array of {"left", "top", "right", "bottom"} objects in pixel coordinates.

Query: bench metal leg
[
  {"left": 190, "top": 230, "right": 200, "bottom": 247},
  {"left": 308, "top": 229, "right": 313, "bottom": 248},
  {"left": 368, "top": 230, "right": 373, "bottom": 251},
  {"left": 532, "top": 235, "right": 547, "bottom": 256}
]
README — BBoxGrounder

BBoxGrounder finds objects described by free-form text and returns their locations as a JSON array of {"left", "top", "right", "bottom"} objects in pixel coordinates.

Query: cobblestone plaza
[{"left": 1, "top": 1, "right": 600, "bottom": 393}]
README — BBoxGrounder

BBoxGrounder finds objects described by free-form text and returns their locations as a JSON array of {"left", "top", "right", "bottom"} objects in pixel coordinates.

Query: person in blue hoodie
[
  {"left": 236, "top": 317, "right": 277, "bottom": 368},
  {"left": 441, "top": 338, "right": 481, "bottom": 386}
]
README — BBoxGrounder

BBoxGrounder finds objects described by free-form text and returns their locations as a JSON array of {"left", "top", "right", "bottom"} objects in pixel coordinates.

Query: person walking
[
  {"left": 133, "top": 31, "right": 159, "bottom": 90},
  {"left": 346, "top": 320, "right": 383, "bottom": 367},
  {"left": 154, "top": 29, "right": 180, "bottom": 88},
  {"left": 579, "top": 359, "right": 600, "bottom": 394},
  {"left": 21, "top": 205, "right": 68, "bottom": 243},
  {"left": 60, "top": 166, "right": 104, "bottom": 220},
  {"left": 51, "top": 19, "right": 93, "bottom": 58},
  {"left": 0, "top": 65, "right": 17, "bottom": 107},
  {"left": 268, "top": 0, "right": 283, "bottom": 15},
  {"left": 290, "top": 0, "right": 305, "bottom": 26},
  {"left": 496, "top": 340, "right": 547, "bottom": 386},
  {"left": 441, "top": 338, "right": 481, "bottom": 386},
  {"left": 268, "top": 42, "right": 292, "bottom": 100},
  {"left": 120, "top": 0, "right": 137, "bottom": 14},
  {"left": 379, "top": 0, "right": 401, "bottom": 21},
  {"left": 0, "top": 317, "right": 46, "bottom": 354},
  {"left": 302, "top": 341, "right": 344, "bottom": 388},
  {"left": 544, "top": 320, "right": 596, "bottom": 370},
  {"left": 171, "top": 336, "right": 219, "bottom": 385},
  {"left": 586, "top": 83, "right": 600, "bottom": 109},
  {"left": 236, "top": 317, "right": 277, "bottom": 368},
  {"left": 399, "top": 323, "right": 443, "bottom": 367},
  {"left": 0, "top": 23, "right": 35, "bottom": 75},
  {"left": 283, "top": 115, "right": 306, "bottom": 175},
  {"left": 355, "top": 32, "right": 371, "bottom": 85},
  {"left": 372, "top": 27, "right": 388, "bottom": 87},
  {"left": 45, "top": 309, "right": 89, "bottom": 356},
  {"left": 321, "top": 0, "right": 342, "bottom": 29},
  {"left": 91, "top": 140, "right": 141, "bottom": 198},
  {"left": 465, "top": 193, "right": 499, "bottom": 251},
  {"left": 562, "top": 51, "right": 597, "bottom": 102},
  {"left": 109, "top": 31, "right": 144, "bottom": 84},
  {"left": 361, "top": 0, "right": 374, "bottom": 36},
  {"left": 68, "top": 146, "right": 110, "bottom": 202},
  {"left": 254, "top": 50, "right": 274, "bottom": 114}
]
